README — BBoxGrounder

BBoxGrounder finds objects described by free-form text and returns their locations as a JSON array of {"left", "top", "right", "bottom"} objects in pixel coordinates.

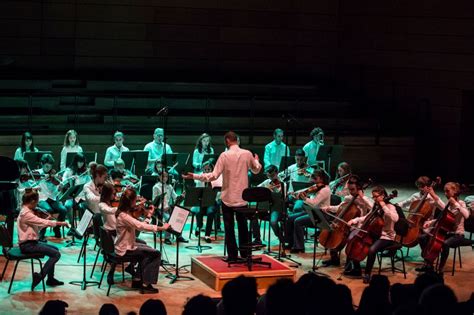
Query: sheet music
[
  {"left": 168, "top": 206, "right": 189, "bottom": 234},
  {"left": 76, "top": 210, "right": 93, "bottom": 237}
]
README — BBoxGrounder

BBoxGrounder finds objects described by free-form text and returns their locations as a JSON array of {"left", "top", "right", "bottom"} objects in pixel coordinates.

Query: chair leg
[
  {"left": 452, "top": 247, "right": 456, "bottom": 276},
  {"left": 121, "top": 263, "right": 125, "bottom": 282},
  {"left": 37, "top": 259, "right": 45, "bottom": 292},
  {"left": 90, "top": 249, "right": 101, "bottom": 278},
  {"left": 99, "top": 261, "right": 108, "bottom": 288},
  {"left": 189, "top": 213, "right": 195, "bottom": 239},
  {"left": 8, "top": 260, "right": 20, "bottom": 294},
  {"left": 458, "top": 246, "right": 462, "bottom": 268},
  {"left": 1, "top": 259, "right": 10, "bottom": 280},
  {"left": 377, "top": 253, "right": 382, "bottom": 275}
]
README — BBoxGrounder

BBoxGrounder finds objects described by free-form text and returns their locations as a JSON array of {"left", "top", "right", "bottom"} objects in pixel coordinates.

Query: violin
[
  {"left": 33, "top": 207, "right": 52, "bottom": 219},
  {"left": 266, "top": 178, "right": 282, "bottom": 193},
  {"left": 45, "top": 169, "right": 61, "bottom": 186},
  {"left": 20, "top": 171, "right": 44, "bottom": 183},
  {"left": 293, "top": 183, "right": 325, "bottom": 200},
  {"left": 132, "top": 197, "right": 154, "bottom": 219},
  {"left": 345, "top": 190, "right": 398, "bottom": 262}
]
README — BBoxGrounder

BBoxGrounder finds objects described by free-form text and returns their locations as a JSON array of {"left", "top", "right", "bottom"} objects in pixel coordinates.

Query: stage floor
[{"left": 1, "top": 184, "right": 473, "bottom": 314}]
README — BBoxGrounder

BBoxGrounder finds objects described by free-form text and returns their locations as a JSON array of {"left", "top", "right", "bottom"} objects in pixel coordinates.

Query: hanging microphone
[{"left": 156, "top": 106, "right": 169, "bottom": 116}]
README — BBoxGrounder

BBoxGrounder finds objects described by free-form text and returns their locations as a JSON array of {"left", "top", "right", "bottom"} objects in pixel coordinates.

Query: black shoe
[
  {"left": 204, "top": 236, "right": 212, "bottom": 243},
  {"left": 53, "top": 226, "right": 62, "bottom": 238},
  {"left": 39, "top": 236, "right": 47, "bottom": 243},
  {"left": 31, "top": 272, "right": 42, "bottom": 290},
  {"left": 164, "top": 239, "right": 172, "bottom": 245},
  {"left": 343, "top": 269, "right": 362, "bottom": 278},
  {"left": 66, "top": 229, "right": 74, "bottom": 237},
  {"left": 283, "top": 244, "right": 292, "bottom": 250},
  {"left": 194, "top": 229, "right": 200, "bottom": 237},
  {"left": 415, "top": 264, "right": 434, "bottom": 272},
  {"left": 290, "top": 248, "right": 305, "bottom": 254},
  {"left": 252, "top": 239, "right": 266, "bottom": 247},
  {"left": 362, "top": 274, "right": 371, "bottom": 284},
  {"left": 322, "top": 259, "right": 340, "bottom": 267},
  {"left": 177, "top": 236, "right": 189, "bottom": 243},
  {"left": 141, "top": 284, "right": 159, "bottom": 294},
  {"left": 124, "top": 264, "right": 135, "bottom": 276},
  {"left": 46, "top": 278, "right": 64, "bottom": 286},
  {"left": 222, "top": 256, "right": 244, "bottom": 263}
]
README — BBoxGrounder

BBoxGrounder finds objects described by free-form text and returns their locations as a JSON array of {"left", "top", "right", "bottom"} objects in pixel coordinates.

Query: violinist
[
  {"left": 329, "top": 162, "right": 352, "bottom": 205},
  {"left": 13, "top": 131, "right": 39, "bottom": 161},
  {"left": 347, "top": 186, "right": 399, "bottom": 283},
  {"left": 191, "top": 160, "right": 220, "bottom": 243},
  {"left": 303, "top": 127, "right": 324, "bottom": 167},
  {"left": 278, "top": 149, "right": 313, "bottom": 183},
  {"left": 109, "top": 158, "right": 139, "bottom": 188},
  {"left": 416, "top": 182, "right": 469, "bottom": 275},
  {"left": 84, "top": 163, "right": 109, "bottom": 214},
  {"left": 34, "top": 154, "right": 69, "bottom": 240},
  {"left": 255, "top": 165, "right": 285, "bottom": 245},
  {"left": 59, "top": 129, "right": 83, "bottom": 171},
  {"left": 320, "top": 175, "right": 373, "bottom": 269},
  {"left": 286, "top": 169, "right": 331, "bottom": 253},
  {"left": 148, "top": 158, "right": 179, "bottom": 183},
  {"left": 104, "top": 131, "right": 129, "bottom": 168},
  {"left": 98, "top": 182, "right": 118, "bottom": 235},
  {"left": 263, "top": 128, "right": 289, "bottom": 170},
  {"left": 144, "top": 128, "right": 173, "bottom": 170},
  {"left": 152, "top": 169, "right": 188, "bottom": 245},
  {"left": 114, "top": 188, "right": 170, "bottom": 294},
  {"left": 17, "top": 189, "right": 68, "bottom": 289},
  {"left": 61, "top": 153, "right": 90, "bottom": 216}
]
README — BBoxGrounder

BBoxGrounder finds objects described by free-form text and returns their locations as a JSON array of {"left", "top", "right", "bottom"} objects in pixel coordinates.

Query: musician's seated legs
[
  {"left": 285, "top": 211, "right": 306, "bottom": 249},
  {"left": 270, "top": 210, "right": 283, "bottom": 243},
  {"left": 291, "top": 199, "right": 305, "bottom": 213},
  {"left": 19, "top": 241, "right": 63, "bottom": 288},
  {"left": 322, "top": 249, "right": 340, "bottom": 266},
  {"left": 438, "top": 234, "right": 465, "bottom": 273},
  {"left": 364, "top": 239, "right": 395, "bottom": 283},
  {"left": 292, "top": 214, "right": 313, "bottom": 252},
  {"left": 415, "top": 233, "right": 435, "bottom": 272}
]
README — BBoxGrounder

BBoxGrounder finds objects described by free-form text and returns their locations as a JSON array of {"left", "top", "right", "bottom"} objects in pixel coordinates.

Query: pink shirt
[
  {"left": 17, "top": 205, "right": 57, "bottom": 244},
  {"left": 193, "top": 144, "right": 261, "bottom": 207},
  {"left": 115, "top": 212, "right": 158, "bottom": 256}
]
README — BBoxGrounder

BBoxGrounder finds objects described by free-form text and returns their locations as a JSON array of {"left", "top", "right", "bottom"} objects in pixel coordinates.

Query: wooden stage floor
[{"left": 1, "top": 185, "right": 473, "bottom": 314}]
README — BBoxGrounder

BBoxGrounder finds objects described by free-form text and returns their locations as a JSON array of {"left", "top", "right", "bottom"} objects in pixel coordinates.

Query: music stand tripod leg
[{"left": 165, "top": 238, "right": 194, "bottom": 284}]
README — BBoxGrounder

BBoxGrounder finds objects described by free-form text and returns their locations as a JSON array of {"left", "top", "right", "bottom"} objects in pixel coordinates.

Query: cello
[
  {"left": 319, "top": 180, "right": 371, "bottom": 250},
  {"left": 345, "top": 190, "right": 398, "bottom": 262},
  {"left": 421, "top": 201, "right": 456, "bottom": 264},
  {"left": 398, "top": 177, "right": 440, "bottom": 247}
]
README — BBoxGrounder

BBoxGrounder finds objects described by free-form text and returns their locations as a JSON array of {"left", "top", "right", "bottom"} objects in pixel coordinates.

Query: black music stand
[
  {"left": 66, "top": 151, "right": 97, "bottom": 168},
  {"left": 59, "top": 183, "right": 85, "bottom": 247},
  {"left": 121, "top": 150, "right": 149, "bottom": 177},
  {"left": 316, "top": 145, "right": 344, "bottom": 175},
  {"left": 163, "top": 153, "right": 189, "bottom": 173},
  {"left": 279, "top": 156, "right": 295, "bottom": 172},
  {"left": 69, "top": 209, "right": 99, "bottom": 290},
  {"left": 184, "top": 186, "right": 217, "bottom": 253},
  {"left": 23, "top": 151, "right": 53, "bottom": 169},
  {"left": 304, "top": 203, "right": 332, "bottom": 273},
  {"left": 165, "top": 205, "right": 194, "bottom": 284}
]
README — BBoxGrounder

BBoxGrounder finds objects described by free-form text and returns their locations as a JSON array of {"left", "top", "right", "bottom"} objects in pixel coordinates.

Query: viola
[
  {"left": 345, "top": 190, "right": 398, "bottom": 262},
  {"left": 266, "top": 178, "right": 282, "bottom": 193}
]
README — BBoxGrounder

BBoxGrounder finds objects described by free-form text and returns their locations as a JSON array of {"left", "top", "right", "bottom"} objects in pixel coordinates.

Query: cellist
[
  {"left": 397, "top": 176, "right": 437, "bottom": 215},
  {"left": 320, "top": 175, "right": 373, "bottom": 269},
  {"left": 347, "top": 186, "right": 399, "bottom": 283},
  {"left": 416, "top": 182, "right": 469, "bottom": 275}
]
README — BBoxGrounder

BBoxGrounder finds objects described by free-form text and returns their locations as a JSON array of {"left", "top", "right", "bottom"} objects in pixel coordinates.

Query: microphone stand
[
  {"left": 157, "top": 106, "right": 174, "bottom": 272},
  {"left": 276, "top": 114, "right": 301, "bottom": 267}
]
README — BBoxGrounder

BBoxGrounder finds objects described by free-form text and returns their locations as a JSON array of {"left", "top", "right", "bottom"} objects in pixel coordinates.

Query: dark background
[{"left": 0, "top": 0, "right": 473, "bottom": 183}]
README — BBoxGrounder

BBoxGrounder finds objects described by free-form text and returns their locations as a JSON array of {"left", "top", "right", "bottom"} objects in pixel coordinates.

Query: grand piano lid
[{"left": 0, "top": 156, "right": 20, "bottom": 182}]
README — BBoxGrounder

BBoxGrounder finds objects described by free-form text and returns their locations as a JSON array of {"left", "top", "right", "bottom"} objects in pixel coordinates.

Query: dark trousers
[
  {"left": 365, "top": 239, "right": 395, "bottom": 275},
  {"left": 419, "top": 233, "right": 466, "bottom": 271},
  {"left": 222, "top": 202, "right": 249, "bottom": 259},
  {"left": 124, "top": 244, "right": 161, "bottom": 285},
  {"left": 20, "top": 241, "right": 60, "bottom": 280},
  {"left": 196, "top": 205, "right": 216, "bottom": 237}
]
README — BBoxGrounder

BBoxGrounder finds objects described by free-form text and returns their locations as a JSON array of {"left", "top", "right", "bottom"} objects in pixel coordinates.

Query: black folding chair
[{"left": 0, "top": 224, "right": 46, "bottom": 293}]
